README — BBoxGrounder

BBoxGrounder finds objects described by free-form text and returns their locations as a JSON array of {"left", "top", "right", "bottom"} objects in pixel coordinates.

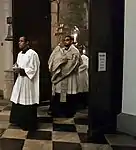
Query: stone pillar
[
  {"left": 3, "top": 69, "right": 14, "bottom": 100},
  {"left": 3, "top": 0, "right": 14, "bottom": 100},
  {"left": 51, "top": 1, "right": 58, "bottom": 49}
]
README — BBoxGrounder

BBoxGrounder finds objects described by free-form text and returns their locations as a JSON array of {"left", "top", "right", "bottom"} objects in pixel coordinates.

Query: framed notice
[{"left": 98, "top": 52, "right": 106, "bottom": 72}]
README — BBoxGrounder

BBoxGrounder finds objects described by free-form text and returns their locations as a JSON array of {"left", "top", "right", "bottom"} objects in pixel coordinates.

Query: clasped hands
[
  {"left": 13, "top": 67, "right": 22, "bottom": 74},
  {"left": 13, "top": 64, "right": 26, "bottom": 76},
  {"left": 61, "top": 55, "right": 68, "bottom": 63}
]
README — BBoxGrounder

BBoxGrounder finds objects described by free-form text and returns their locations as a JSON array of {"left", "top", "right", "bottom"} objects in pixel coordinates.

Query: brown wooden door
[{"left": 12, "top": 0, "right": 52, "bottom": 103}]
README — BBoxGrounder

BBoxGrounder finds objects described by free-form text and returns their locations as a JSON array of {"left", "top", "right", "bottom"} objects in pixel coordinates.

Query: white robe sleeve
[
  {"left": 16, "top": 52, "right": 21, "bottom": 65},
  {"left": 24, "top": 53, "right": 40, "bottom": 80}
]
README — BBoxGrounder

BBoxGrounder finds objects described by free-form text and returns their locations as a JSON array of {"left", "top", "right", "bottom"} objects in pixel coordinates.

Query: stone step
[
  {"left": 0, "top": 100, "right": 11, "bottom": 107},
  {"left": 0, "top": 114, "right": 10, "bottom": 121},
  {"left": 39, "top": 100, "right": 50, "bottom": 106},
  {"left": 0, "top": 129, "right": 6, "bottom": 136},
  {"left": 105, "top": 134, "right": 136, "bottom": 150}
]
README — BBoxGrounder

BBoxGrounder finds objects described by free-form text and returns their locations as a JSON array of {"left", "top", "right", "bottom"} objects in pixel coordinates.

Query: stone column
[
  {"left": 3, "top": 0, "right": 14, "bottom": 100},
  {"left": 51, "top": 1, "right": 58, "bottom": 49},
  {"left": 4, "top": 69, "right": 14, "bottom": 100}
]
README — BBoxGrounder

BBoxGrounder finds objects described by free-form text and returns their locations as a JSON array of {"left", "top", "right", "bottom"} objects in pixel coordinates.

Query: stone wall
[
  {"left": 51, "top": 0, "right": 89, "bottom": 48},
  {"left": 51, "top": 1, "right": 58, "bottom": 49},
  {"left": 4, "top": 69, "right": 14, "bottom": 100},
  {"left": 0, "top": 0, "right": 13, "bottom": 99},
  {"left": 59, "top": 0, "right": 88, "bottom": 45}
]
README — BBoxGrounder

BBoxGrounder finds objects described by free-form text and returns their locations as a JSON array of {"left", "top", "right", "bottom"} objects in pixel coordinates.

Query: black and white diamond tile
[
  {"left": 23, "top": 139, "right": 52, "bottom": 150},
  {"left": 0, "top": 105, "right": 112, "bottom": 150},
  {"left": 37, "top": 117, "right": 53, "bottom": 123},
  {"left": 52, "top": 131, "right": 80, "bottom": 143},
  {"left": 27, "top": 130, "right": 52, "bottom": 140},
  {"left": 53, "top": 141, "right": 82, "bottom": 150},
  {"left": 0, "top": 138, "right": 25, "bottom": 150},
  {"left": 38, "top": 123, "right": 53, "bottom": 131},
  {"left": 53, "top": 123, "right": 77, "bottom": 132}
]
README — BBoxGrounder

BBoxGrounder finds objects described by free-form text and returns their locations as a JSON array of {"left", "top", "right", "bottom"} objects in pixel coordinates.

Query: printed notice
[{"left": 98, "top": 52, "right": 106, "bottom": 72}]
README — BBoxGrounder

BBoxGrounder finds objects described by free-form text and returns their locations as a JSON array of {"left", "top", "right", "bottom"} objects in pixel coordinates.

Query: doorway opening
[
  {"left": 50, "top": 0, "right": 89, "bottom": 122},
  {"left": 12, "top": 0, "right": 52, "bottom": 103}
]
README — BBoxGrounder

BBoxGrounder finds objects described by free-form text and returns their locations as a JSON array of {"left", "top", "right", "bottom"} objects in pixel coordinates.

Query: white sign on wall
[{"left": 98, "top": 52, "right": 106, "bottom": 72}]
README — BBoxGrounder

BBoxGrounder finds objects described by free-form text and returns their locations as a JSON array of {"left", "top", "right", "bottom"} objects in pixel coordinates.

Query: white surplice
[
  {"left": 10, "top": 49, "right": 40, "bottom": 105},
  {"left": 78, "top": 54, "right": 89, "bottom": 93}
]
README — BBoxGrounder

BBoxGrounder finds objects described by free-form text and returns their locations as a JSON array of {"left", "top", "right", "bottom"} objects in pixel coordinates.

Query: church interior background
[
  {"left": 0, "top": 0, "right": 131, "bottom": 149},
  {"left": 0, "top": 0, "right": 96, "bottom": 149}
]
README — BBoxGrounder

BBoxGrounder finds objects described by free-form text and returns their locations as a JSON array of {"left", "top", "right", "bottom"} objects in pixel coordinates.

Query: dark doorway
[{"left": 12, "top": 0, "right": 52, "bottom": 102}]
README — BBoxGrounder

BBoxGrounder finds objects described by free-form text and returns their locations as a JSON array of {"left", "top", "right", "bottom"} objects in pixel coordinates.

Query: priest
[{"left": 48, "top": 35, "right": 82, "bottom": 117}]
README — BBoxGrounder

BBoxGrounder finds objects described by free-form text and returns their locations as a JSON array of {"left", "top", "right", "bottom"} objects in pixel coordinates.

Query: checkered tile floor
[{"left": 0, "top": 99, "right": 112, "bottom": 150}]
